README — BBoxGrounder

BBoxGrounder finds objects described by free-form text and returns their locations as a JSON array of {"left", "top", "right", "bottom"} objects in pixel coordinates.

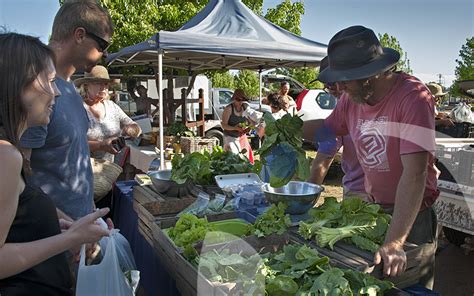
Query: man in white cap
[{"left": 304, "top": 25, "right": 438, "bottom": 289}]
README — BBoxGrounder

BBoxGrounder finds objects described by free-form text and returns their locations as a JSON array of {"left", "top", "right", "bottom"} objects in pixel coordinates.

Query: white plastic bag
[
  {"left": 76, "top": 230, "right": 134, "bottom": 296},
  {"left": 450, "top": 102, "right": 474, "bottom": 123}
]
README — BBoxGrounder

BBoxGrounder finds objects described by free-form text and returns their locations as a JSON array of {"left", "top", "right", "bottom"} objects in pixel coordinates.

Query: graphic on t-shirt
[{"left": 357, "top": 117, "right": 389, "bottom": 171}]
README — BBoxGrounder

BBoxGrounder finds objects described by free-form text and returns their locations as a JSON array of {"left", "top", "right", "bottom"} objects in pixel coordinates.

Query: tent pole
[
  {"left": 258, "top": 66, "right": 263, "bottom": 110},
  {"left": 158, "top": 50, "right": 165, "bottom": 169}
]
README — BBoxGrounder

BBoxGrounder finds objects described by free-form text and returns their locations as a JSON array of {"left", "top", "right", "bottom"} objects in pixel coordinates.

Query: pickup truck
[{"left": 203, "top": 75, "right": 337, "bottom": 146}]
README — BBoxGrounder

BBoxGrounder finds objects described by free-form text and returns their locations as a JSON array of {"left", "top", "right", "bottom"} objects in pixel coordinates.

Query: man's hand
[{"left": 374, "top": 240, "right": 407, "bottom": 277}]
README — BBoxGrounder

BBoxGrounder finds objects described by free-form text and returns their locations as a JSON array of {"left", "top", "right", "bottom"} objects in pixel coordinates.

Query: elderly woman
[
  {"left": 75, "top": 66, "right": 141, "bottom": 162},
  {"left": 221, "top": 89, "right": 256, "bottom": 163}
]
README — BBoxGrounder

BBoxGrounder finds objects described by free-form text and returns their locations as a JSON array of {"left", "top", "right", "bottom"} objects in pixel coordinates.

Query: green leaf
[{"left": 266, "top": 275, "right": 299, "bottom": 296}]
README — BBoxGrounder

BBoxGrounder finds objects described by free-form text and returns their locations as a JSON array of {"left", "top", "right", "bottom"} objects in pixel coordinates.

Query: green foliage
[
  {"left": 378, "top": 33, "right": 412, "bottom": 74},
  {"left": 299, "top": 197, "right": 391, "bottom": 252},
  {"left": 234, "top": 69, "right": 260, "bottom": 98},
  {"left": 248, "top": 203, "right": 292, "bottom": 237},
  {"left": 193, "top": 243, "right": 392, "bottom": 295},
  {"left": 277, "top": 67, "right": 324, "bottom": 89},
  {"left": 258, "top": 113, "right": 310, "bottom": 187},
  {"left": 208, "top": 70, "right": 235, "bottom": 89},
  {"left": 264, "top": 0, "right": 305, "bottom": 36},
  {"left": 168, "top": 214, "right": 214, "bottom": 247},
  {"left": 451, "top": 37, "right": 474, "bottom": 97},
  {"left": 164, "top": 122, "right": 194, "bottom": 137},
  {"left": 170, "top": 146, "right": 255, "bottom": 185}
]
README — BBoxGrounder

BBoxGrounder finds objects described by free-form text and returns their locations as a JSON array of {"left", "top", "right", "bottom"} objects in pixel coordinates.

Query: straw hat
[
  {"left": 427, "top": 83, "right": 447, "bottom": 98},
  {"left": 232, "top": 88, "right": 249, "bottom": 101},
  {"left": 74, "top": 65, "right": 119, "bottom": 87}
]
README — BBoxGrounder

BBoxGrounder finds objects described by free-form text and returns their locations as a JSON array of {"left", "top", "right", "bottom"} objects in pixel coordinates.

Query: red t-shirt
[{"left": 324, "top": 73, "right": 439, "bottom": 209}]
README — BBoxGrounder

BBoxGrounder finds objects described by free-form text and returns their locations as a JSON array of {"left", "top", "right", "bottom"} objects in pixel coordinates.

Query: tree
[
  {"left": 235, "top": 70, "right": 259, "bottom": 99},
  {"left": 451, "top": 37, "right": 474, "bottom": 97},
  {"left": 209, "top": 71, "right": 235, "bottom": 89},
  {"left": 378, "top": 33, "right": 412, "bottom": 74},
  {"left": 264, "top": 0, "right": 304, "bottom": 36}
]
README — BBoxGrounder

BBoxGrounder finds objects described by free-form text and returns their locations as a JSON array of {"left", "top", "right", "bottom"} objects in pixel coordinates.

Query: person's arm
[
  {"left": 308, "top": 152, "right": 334, "bottom": 184},
  {"left": 88, "top": 139, "right": 119, "bottom": 155},
  {"left": 112, "top": 101, "right": 142, "bottom": 138},
  {"left": 374, "top": 152, "right": 429, "bottom": 277},
  {"left": 302, "top": 119, "right": 325, "bottom": 142}
]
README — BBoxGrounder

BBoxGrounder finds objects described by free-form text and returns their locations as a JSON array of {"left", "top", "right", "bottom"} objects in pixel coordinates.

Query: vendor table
[
  {"left": 113, "top": 181, "right": 179, "bottom": 296},
  {"left": 113, "top": 181, "right": 439, "bottom": 296}
]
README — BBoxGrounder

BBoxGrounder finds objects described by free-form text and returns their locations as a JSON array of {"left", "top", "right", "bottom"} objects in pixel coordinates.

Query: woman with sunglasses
[
  {"left": 0, "top": 33, "right": 112, "bottom": 295},
  {"left": 221, "top": 88, "right": 256, "bottom": 162}
]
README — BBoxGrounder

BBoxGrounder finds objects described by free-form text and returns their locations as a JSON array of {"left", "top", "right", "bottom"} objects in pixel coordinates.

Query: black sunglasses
[{"left": 85, "top": 30, "right": 110, "bottom": 52}]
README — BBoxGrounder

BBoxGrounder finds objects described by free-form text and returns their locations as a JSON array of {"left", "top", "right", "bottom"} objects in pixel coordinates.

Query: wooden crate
[
  {"left": 172, "top": 232, "right": 409, "bottom": 296},
  {"left": 290, "top": 229, "right": 424, "bottom": 289},
  {"left": 181, "top": 136, "right": 218, "bottom": 154},
  {"left": 133, "top": 185, "right": 196, "bottom": 216}
]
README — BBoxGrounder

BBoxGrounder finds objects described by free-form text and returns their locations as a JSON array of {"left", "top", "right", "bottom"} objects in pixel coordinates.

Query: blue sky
[{"left": 1, "top": 0, "right": 472, "bottom": 86}]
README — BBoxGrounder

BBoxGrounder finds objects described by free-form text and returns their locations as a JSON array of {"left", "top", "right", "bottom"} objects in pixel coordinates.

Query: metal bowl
[
  {"left": 148, "top": 170, "right": 194, "bottom": 198},
  {"left": 262, "top": 181, "right": 324, "bottom": 214}
]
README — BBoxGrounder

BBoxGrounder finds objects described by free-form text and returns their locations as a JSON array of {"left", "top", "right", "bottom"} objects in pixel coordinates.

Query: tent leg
[
  {"left": 258, "top": 66, "right": 263, "bottom": 110},
  {"left": 158, "top": 51, "right": 165, "bottom": 169}
]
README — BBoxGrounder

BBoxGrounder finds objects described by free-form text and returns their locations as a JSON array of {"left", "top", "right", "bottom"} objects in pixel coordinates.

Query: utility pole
[{"left": 437, "top": 73, "right": 445, "bottom": 86}]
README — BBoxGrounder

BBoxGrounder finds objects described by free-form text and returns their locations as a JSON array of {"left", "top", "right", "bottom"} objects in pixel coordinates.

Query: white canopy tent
[{"left": 107, "top": 0, "right": 327, "bottom": 168}]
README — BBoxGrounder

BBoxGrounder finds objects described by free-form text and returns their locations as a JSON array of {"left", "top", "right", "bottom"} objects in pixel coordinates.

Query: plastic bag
[
  {"left": 204, "top": 194, "right": 226, "bottom": 214},
  {"left": 177, "top": 192, "right": 210, "bottom": 217},
  {"left": 76, "top": 230, "right": 135, "bottom": 296},
  {"left": 450, "top": 102, "right": 474, "bottom": 123}
]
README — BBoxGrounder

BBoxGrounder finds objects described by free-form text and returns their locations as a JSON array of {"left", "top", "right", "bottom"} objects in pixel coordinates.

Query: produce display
[
  {"left": 248, "top": 203, "right": 292, "bottom": 237},
  {"left": 193, "top": 244, "right": 393, "bottom": 295},
  {"left": 170, "top": 146, "right": 256, "bottom": 185},
  {"left": 257, "top": 113, "right": 310, "bottom": 187},
  {"left": 167, "top": 214, "right": 214, "bottom": 248},
  {"left": 299, "top": 197, "right": 391, "bottom": 252}
]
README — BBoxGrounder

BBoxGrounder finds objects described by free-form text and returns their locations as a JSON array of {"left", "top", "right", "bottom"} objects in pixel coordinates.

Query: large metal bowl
[
  {"left": 262, "top": 181, "right": 324, "bottom": 214},
  {"left": 148, "top": 170, "right": 194, "bottom": 198}
]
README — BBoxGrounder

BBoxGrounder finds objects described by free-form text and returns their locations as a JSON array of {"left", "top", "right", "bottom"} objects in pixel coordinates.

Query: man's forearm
[
  {"left": 385, "top": 156, "right": 428, "bottom": 246},
  {"left": 308, "top": 153, "right": 334, "bottom": 185},
  {"left": 302, "top": 119, "right": 324, "bottom": 142}
]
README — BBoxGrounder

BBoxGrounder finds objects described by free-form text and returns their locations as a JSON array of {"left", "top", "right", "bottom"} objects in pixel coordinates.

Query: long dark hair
[{"left": 0, "top": 33, "right": 55, "bottom": 170}]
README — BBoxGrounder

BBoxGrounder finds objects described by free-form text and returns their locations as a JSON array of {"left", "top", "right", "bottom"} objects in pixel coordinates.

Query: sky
[{"left": 1, "top": 0, "right": 472, "bottom": 87}]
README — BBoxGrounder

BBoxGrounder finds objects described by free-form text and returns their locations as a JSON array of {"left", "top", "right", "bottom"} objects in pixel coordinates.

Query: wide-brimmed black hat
[{"left": 319, "top": 26, "right": 400, "bottom": 83}]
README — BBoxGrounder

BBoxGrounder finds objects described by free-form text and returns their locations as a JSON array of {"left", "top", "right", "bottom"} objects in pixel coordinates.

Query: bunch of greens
[
  {"left": 257, "top": 113, "right": 310, "bottom": 187},
  {"left": 299, "top": 197, "right": 391, "bottom": 252},
  {"left": 248, "top": 203, "right": 292, "bottom": 238},
  {"left": 164, "top": 122, "right": 195, "bottom": 138},
  {"left": 167, "top": 214, "right": 214, "bottom": 248},
  {"left": 171, "top": 146, "right": 256, "bottom": 185},
  {"left": 193, "top": 244, "right": 393, "bottom": 295}
]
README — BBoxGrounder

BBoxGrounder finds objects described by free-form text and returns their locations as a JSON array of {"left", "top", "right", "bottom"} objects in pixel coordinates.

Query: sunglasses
[{"left": 85, "top": 30, "right": 110, "bottom": 52}]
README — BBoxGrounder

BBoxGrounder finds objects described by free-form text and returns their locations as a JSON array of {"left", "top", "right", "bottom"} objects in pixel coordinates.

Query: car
[{"left": 116, "top": 91, "right": 137, "bottom": 115}]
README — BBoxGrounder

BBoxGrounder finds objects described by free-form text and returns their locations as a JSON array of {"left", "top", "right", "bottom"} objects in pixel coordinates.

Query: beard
[{"left": 347, "top": 79, "right": 375, "bottom": 104}]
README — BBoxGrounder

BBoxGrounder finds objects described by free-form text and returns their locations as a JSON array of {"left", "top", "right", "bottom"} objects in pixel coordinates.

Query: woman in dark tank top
[
  {"left": 221, "top": 89, "right": 256, "bottom": 162},
  {"left": 0, "top": 33, "right": 112, "bottom": 295}
]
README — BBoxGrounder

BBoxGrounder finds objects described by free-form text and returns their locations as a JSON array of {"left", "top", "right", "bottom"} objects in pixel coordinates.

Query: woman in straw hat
[
  {"left": 75, "top": 65, "right": 141, "bottom": 162},
  {"left": 0, "top": 32, "right": 112, "bottom": 295},
  {"left": 221, "top": 89, "right": 256, "bottom": 163}
]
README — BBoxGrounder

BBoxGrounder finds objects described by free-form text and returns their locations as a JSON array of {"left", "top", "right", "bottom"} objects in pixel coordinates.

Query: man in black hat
[{"left": 304, "top": 26, "right": 438, "bottom": 289}]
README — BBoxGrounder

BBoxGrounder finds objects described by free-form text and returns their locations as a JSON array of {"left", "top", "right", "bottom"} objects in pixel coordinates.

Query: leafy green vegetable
[
  {"left": 167, "top": 214, "right": 214, "bottom": 248},
  {"left": 310, "top": 268, "right": 352, "bottom": 296},
  {"left": 164, "top": 122, "right": 194, "bottom": 137},
  {"left": 248, "top": 203, "right": 291, "bottom": 237},
  {"left": 299, "top": 197, "right": 392, "bottom": 251},
  {"left": 257, "top": 113, "right": 310, "bottom": 187},
  {"left": 192, "top": 244, "right": 393, "bottom": 295},
  {"left": 171, "top": 146, "right": 256, "bottom": 185}
]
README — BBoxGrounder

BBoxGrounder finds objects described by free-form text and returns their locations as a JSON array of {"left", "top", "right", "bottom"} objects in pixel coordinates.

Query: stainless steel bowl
[
  {"left": 262, "top": 181, "right": 324, "bottom": 214},
  {"left": 148, "top": 170, "right": 194, "bottom": 198}
]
